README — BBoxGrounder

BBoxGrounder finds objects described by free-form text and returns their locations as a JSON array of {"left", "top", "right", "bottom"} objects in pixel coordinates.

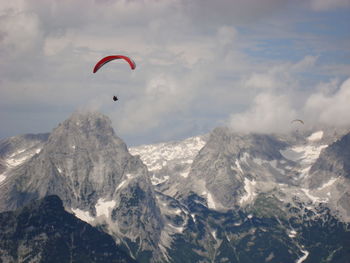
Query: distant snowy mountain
[
  {"left": 132, "top": 126, "right": 350, "bottom": 222},
  {"left": 1, "top": 111, "right": 349, "bottom": 263},
  {"left": 130, "top": 125, "right": 350, "bottom": 262}
]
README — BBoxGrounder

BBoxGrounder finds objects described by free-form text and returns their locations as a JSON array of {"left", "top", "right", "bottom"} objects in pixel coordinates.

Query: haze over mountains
[{"left": 0, "top": 111, "right": 349, "bottom": 263}]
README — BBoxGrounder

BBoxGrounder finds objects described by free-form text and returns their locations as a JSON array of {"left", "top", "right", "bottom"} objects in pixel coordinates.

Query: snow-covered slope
[
  {"left": 130, "top": 136, "right": 206, "bottom": 174},
  {"left": 130, "top": 135, "right": 207, "bottom": 197}
]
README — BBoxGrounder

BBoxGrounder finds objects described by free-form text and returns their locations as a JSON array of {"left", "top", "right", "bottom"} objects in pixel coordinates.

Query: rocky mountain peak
[
  {"left": 47, "top": 110, "right": 126, "bottom": 152},
  {"left": 0, "top": 111, "right": 146, "bottom": 210},
  {"left": 59, "top": 111, "right": 113, "bottom": 135},
  {"left": 206, "top": 127, "right": 288, "bottom": 160}
]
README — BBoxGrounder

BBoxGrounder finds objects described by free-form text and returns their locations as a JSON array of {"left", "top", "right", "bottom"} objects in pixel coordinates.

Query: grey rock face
[
  {"left": 0, "top": 133, "right": 48, "bottom": 180},
  {"left": 0, "top": 133, "right": 49, "bottom": 158},
  {"left": 304, "top": 133, "right": 350, "bottom": 218},
  {"left": 308, "top": 133, "right": 350, "bottom": 188},
  {"left": 179, "top": 127, "right": 289, "bottom": 208},
  {"left": 0, "top": 111, "right": 127, "bottom": 209},
  {"left": 0, "top": 111, "right": 163, "bottom": 260},
  {"left": 338, "top": 192, "right": 350, "bottom": 216}
]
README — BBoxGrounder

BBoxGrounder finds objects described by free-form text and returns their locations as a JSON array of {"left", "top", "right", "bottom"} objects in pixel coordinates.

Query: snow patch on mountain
[
  {"left": 115, "top": 173, "right": 136, "bottom": 191},
  {"left": 317, "top": 177, "right": 338, "bottom": 190},
  {"left": 71, "top": 208, "right": 95, "bottom": 223},
  {"left": 307, "top": 131, "right": 323, "bottom": 141},
  {"left": 288, "top": 229, "right": 297, "bottom": 238},
  {"left": 0, "top": 146, "right": 43, "bottom": 183},
  {"left": 280, "top": 143, "right": 327, "bottom": 178},
  {"left": 240, "top": 178, "right": 257, "bottom": 205},
  {"left": 191, "top": 213, "right": 196, "bottom": 223},
  {"left": 180, "top": 168, "right": 191, "bottom": 178},
  {"left": 9, "top": 148, "right": 26, "bottom": 157},
  {"left": 6, "top": 150, "right": 38, "bottom": 167},
  {"left": 129, "top": 136, "right": 206, "bottom": 172},
  {"left": 72, "top": 198, "right": 116, "bottom": 224},
  {"left": 167, "top": 223, "right": 184, "bottom": 233},
  {"left": 281, "top": 144, "right": 327, "bottom": 166},
  {"left": 150, "top": 174, "right": 169, "bottom": 185},
  {"left": 7, "top": 147, "right": 42, "bottom": 167},
  {"left": 207, "top": 192, "right": 217, "bottom": 209},
  {"left": 235, "top": 159, "right": 244, "bottom": 174},
  {"left": 296, "top": 248, "right": 309, "bottom": 263},
  {"left": 95, "top": 198, "right": 116, "bottom": 219},
  {"left": 301, "top": 188, "right": 329, "bottom": 203}
]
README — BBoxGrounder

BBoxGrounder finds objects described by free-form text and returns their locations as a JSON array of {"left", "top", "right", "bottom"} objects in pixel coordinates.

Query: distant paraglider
[
  {"left": 291, "top": 119, "right": 304, "bottom": 125},
  {"left": 93, "top": 55, "right": 136, "bottom": 73},
  {"left": 291, "top": 119, "right": 304, "bottom": 135}
]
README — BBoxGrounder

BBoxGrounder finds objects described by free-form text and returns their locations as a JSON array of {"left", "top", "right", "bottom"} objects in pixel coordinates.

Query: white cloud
[
  {"left": 113, "top": 72, "right": 196, "bottom": 135},
  {"left": 0, "top": 10, "right": 42, "bottom": 57},
  {"left": 242, "top": 56, "right": 318, "bottom": 92},
  {"left": 229, "top": 93, "right": 297, "bottom": 134},
  {"left": 226, "top": 56, "right": 322, "bottom": 134},
  {"left": 0, "top": 0, "right": 27, "bottom": 14},
  {"left": 217, "top": 26, "right": 238, "bottom": 47},
  {"left": 304, "top": 78, "right": 350, "bottom": 127},
  {"left": 229, "top": 77, "right": 350, "bottom": 135},
  {"left": 291, "top": 55, "right": 318, "bottom": 72},
  {"left": 244, "top": 73, "right": 278, "bottom": 90},
  {"left": 43, "top": 31, "right": 75, "bottom": 56}
]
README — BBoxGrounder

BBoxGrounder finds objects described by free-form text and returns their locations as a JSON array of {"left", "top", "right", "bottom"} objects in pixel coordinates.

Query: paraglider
[
  {"left": 291, "top": 119, "right": 304, "bottom": 135},
  {"left": 291, "top": 119, "right": 304, "bottom": 125},
  {"left": 93, "top": 55, "right": 136, "bottom": 73},
  {"left": 93, "top": 55, "right": 136, "bottom": 102}
]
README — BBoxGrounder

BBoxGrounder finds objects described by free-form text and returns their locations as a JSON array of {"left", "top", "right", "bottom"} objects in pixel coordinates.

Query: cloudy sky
[{"left": 1, "top": 0, "right": 350, "bottom": 146}]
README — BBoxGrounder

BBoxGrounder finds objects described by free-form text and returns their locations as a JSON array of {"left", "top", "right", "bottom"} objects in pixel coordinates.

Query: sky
[{"left": 1, "top": 0, "right": 350, "bottom": 146}]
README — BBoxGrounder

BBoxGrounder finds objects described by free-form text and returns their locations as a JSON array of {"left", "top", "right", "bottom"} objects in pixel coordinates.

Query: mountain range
[{"left": 0, "top": 111, "right": 349, "bottom": 262}]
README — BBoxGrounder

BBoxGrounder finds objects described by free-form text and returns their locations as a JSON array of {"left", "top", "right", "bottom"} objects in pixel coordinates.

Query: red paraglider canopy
[{"left": 93, "top": 55, "right": 136, "bottom": 73}]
